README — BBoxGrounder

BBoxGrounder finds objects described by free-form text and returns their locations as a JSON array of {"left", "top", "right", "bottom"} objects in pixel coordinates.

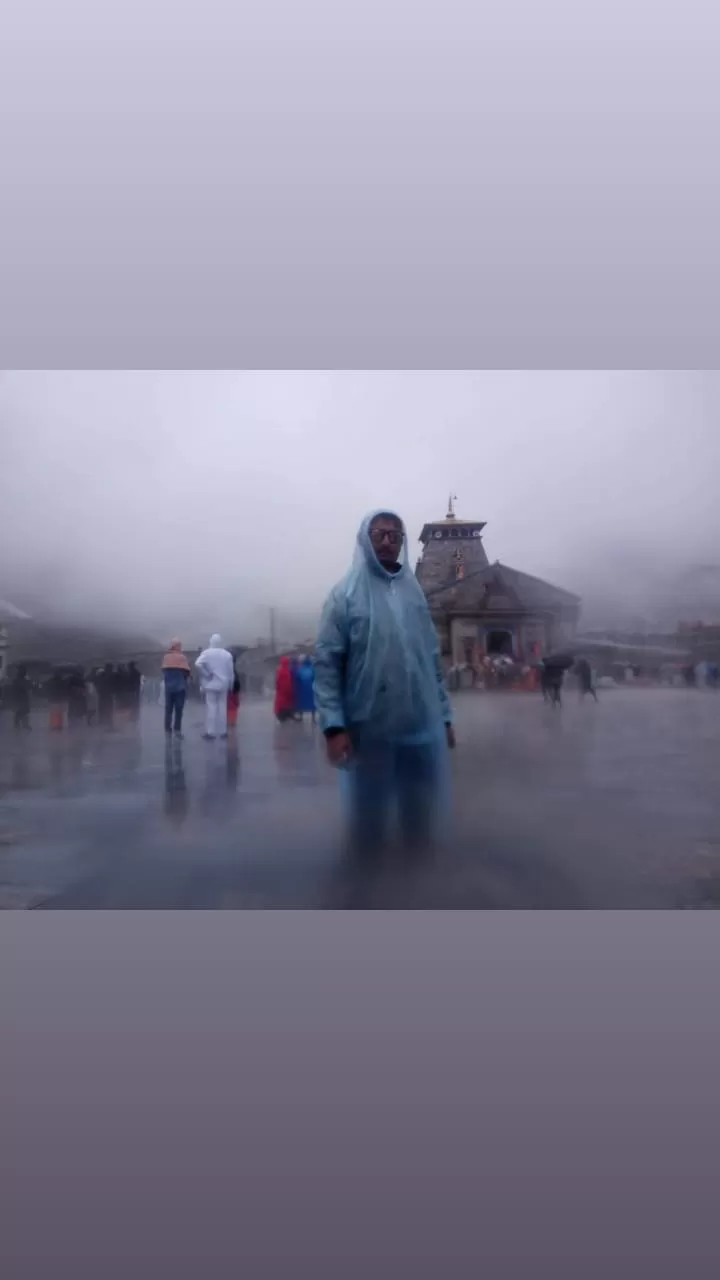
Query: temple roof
[
  {"left": 489, "top": 563, "right": 580, "bottom": 608},
  {"left": 419, "top": 494, "right": 486, "bottom": 543},
  {"left": 419, "top": 518, "right": 486, "bottom": 542},
  {"left": 426, "top": 561, "right": 580, "bottom": 611}
]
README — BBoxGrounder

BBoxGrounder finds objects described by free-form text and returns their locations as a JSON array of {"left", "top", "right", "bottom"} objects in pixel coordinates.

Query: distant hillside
[{"left": 577, "top": 563, "right": 720, "bottom": 632}]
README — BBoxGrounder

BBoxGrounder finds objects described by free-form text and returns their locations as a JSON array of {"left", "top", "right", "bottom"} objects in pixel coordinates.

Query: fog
[{"left": 1, "top": 370, "right": 719, "bottom": 645}]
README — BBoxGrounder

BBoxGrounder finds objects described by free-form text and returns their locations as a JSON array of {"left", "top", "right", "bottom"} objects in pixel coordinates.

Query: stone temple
[{"left": 415, "top": 498, "right": 580, "bottom": 667}]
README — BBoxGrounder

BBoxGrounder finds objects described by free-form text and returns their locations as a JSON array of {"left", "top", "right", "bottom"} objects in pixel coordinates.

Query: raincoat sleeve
[
  {"left": 314, "top": 587, "right": 349, "bottom": 732},
  {"left": 422, "top": 599, "right": 452, "bottom": 725}
]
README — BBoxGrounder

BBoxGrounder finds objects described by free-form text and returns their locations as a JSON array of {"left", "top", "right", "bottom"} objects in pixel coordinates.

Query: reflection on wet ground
[{"left": 1, "top": 690, "right": 719, "bottom": 908}]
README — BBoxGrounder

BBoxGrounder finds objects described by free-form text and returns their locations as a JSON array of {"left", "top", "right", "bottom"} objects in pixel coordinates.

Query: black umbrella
[{"left": 543, "top": 652, "right": 575, "bottom": 671}]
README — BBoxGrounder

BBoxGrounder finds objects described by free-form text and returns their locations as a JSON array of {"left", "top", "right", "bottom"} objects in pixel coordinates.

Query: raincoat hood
[
  {"left": 210, "top": 634, "right": 223, "bottom": 648},
  {"left": 356, "top": 509, "right": 408, "bottom": 580}
]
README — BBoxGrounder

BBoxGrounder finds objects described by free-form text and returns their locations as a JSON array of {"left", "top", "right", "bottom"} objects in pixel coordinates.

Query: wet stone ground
[{"left": 1, "top": 689, "right": 719, "bottom": 908}]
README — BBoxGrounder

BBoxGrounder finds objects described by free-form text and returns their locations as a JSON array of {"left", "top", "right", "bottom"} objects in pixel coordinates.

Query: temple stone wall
[{"left": 416, "top": 536, "right": 489, "bottom": 594}]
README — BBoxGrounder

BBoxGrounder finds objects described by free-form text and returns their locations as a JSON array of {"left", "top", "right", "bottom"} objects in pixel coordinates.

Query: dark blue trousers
[{"left": 164, "top": 690, "right": 186, "bottom": 734}]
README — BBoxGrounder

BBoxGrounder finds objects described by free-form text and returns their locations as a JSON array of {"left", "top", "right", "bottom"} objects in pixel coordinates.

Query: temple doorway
[{"left": 486, "top": 629, "right": 514, "bottom": 658}]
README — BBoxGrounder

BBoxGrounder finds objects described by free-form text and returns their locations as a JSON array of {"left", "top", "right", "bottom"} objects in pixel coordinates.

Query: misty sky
[{"left": 1, "top": 371, "right": 718, "bottom": 644}]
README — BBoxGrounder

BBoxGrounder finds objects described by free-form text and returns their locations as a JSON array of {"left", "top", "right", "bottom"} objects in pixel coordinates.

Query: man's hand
[
  {"left": 325, "top": 730, "right": 353, "bottom": 767},
  {"left": 445, "top": 724, "right": 456, "bottom": 750}
]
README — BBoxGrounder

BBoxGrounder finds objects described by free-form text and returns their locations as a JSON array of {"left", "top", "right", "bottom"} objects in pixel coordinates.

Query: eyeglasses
[{"left": 370, "top": 529, "right": 403, "bottom": 546}]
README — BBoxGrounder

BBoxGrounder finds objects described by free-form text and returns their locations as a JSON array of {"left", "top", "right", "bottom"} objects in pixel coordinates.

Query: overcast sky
[{"left": 1, "top": 370, "right": 718, "bottom": 643}]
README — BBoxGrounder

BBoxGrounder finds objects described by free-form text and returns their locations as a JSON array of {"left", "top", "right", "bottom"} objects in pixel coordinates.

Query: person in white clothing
[{"left": 195, "top": 634, "right": 235, "bottom": 739}]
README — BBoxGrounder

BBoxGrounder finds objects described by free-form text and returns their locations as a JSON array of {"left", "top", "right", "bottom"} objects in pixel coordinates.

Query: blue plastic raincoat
[
  {"left": 315, "top": 511, "right": 452, "bottom": 741},
  {"left": 315, "top": 511, "right": 453, "bottom": 847},
  {"left": 294, "top": 657, "right": 316, "bottom": 713}
]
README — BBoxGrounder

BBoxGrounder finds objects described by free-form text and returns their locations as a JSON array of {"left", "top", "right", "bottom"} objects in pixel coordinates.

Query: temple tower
[{"left": 415, "top": 495, "right": 489, "bottom": 593}]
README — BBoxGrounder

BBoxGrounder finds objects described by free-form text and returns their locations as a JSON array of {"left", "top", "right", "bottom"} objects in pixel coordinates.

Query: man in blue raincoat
[{"left": 315, "top": 509, "right": 455, "bottom": 856}]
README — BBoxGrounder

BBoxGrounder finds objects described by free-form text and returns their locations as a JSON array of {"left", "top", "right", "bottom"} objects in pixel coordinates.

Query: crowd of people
[
  {"left": 2, "top": 635, "right": 250, "bottom": 741},
  {"left": 1, "top": 635, "right": 264, "bottom": 744},
  {"left": 6, "top": 661, "right": 143, "bottom": 732}
]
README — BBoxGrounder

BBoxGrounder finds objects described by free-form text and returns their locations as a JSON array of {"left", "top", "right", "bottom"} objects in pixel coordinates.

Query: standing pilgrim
[
  {"left": 161, "top": 639, "right": 191, "bottom": 737},
  {"left": 227, "top": 654, "right": 242, "bottom": 730},
  {"left": 274, "top": 656, "right": 296, "bottom": 723},
  {"left": 315, "top": 509, "right": 455, "bottom": 857},
  {"left": 195, "top": 634, "right": 235, "bottom": 740},
  {"left": 294, "top": 655, "right": 317, "bottom": 724},
  {"left": 10, "top": 666, "right": 32, "bottom": 731}
]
